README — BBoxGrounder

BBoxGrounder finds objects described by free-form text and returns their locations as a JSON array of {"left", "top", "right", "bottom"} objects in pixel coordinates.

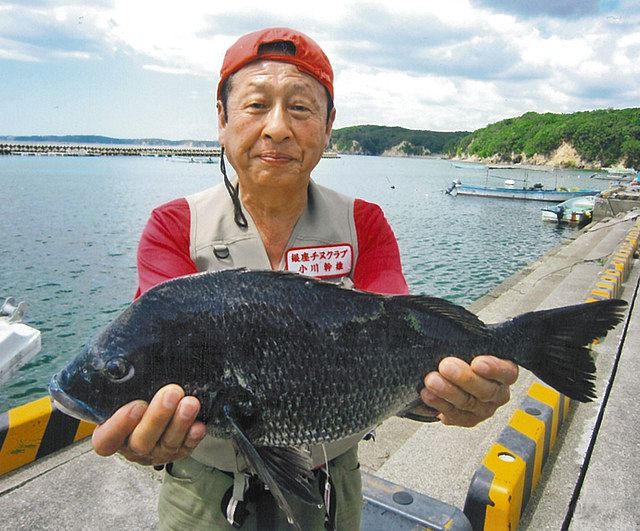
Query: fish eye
[{"left": 104, "top": 357, "right": 134, "bottom": 382}]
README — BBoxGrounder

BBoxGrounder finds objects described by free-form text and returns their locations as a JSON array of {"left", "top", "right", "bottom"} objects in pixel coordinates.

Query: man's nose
[{"left": 262, "top": 104, "right": 291, "bottom": 143}]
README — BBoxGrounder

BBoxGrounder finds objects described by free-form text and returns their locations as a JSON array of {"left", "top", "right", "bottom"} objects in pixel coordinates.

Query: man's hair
[{"left": 219, "top": 41, "right": 334, "bottom": 124}]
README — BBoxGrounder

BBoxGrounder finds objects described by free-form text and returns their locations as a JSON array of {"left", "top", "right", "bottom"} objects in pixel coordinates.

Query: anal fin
[{"left": 223, "top": 405, "right": 320, "bottom": 529}]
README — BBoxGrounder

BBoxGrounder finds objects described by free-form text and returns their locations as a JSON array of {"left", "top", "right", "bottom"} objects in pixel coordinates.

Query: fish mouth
[{"left": 48, "top": 374, "right": 106, "bottom": 425}]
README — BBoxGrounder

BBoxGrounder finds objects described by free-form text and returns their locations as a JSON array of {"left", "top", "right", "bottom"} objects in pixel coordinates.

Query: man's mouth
[{"left": 259, "top": 152, "right": 295, "bottom": 163}]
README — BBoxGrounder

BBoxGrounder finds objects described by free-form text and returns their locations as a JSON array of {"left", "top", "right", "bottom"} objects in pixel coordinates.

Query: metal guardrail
[{"left": 362, "top": 472, "right": 472, "bottom": 530}]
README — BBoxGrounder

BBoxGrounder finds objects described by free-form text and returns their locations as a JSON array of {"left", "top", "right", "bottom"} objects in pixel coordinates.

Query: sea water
[{"left": 0, "top": 155, "right": 601, "bottom": 410}]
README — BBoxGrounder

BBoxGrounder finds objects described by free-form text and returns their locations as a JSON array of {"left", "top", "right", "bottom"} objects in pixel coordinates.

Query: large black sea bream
[{"left": 49, "top": 269, "right": 626, "bottom": 526}]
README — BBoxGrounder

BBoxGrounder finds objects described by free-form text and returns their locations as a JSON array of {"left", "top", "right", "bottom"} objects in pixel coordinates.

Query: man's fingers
[
  {"left": 420, "top": 384, "right": 488, "bottom": 427},
  {"left": 184, "top": 421, "right": 208, "bottom": 450},
  {"left": 154, "top": 396, "right": 203, "bottom": 462},
  {"left": 119, "top": 447, "right": 154, "bottom": 466},
  {"left": 127, "top": 385, "right": 184, "bottom": 456},
  {"left": 92, "top": 401, "right": 147, "bottom": 457},
  {"left": 421, "top": 356, "right": 517, "bottom": 428},
  {"left": 472, "top": 356, "right": 519, "bottom": 386},
  {"left": 92, "top": 385, "right": 205, "bottom": 466},
  {"left": 439, "top": 357, "right": 509, "bottom": 405},
  {"left": 421, "top": 385, "right": 450, "bottom": 412}
]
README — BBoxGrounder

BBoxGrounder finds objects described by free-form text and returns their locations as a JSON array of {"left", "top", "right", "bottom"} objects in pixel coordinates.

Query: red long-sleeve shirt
[{"left": 135, "top": 197, "right": 408, "bottom": 298}]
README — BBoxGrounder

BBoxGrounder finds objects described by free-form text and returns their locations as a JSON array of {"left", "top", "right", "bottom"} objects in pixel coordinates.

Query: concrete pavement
[{"left": 569, "top": 278, "right": 640, "bottom": 530}]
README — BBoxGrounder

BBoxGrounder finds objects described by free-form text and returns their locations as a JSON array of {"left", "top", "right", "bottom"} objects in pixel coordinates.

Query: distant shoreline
[
  {"left": 0, "top": 142, "right": 342, "bottom": 160},
  {"left": 1, "top": 141, "right": 627, "bottom": 172}
]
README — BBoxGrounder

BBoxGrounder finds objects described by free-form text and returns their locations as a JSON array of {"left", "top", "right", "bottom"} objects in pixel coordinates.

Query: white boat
[
  {"left": 541, "top": 195, "right": 596, "bottom": 226},
  {"left": 0, "top": 298, "right": 41, "bottom": 384},
  {"left": 603, "top": 167, "right": 636, "bottom": 175}
]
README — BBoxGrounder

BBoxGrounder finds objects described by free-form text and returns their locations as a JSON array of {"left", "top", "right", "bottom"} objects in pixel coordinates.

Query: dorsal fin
[
  {"left": 233, "top": 270, "right": 491, "bottom": 337},
  {"left": 385, "top": 294, "right": 490, "bottom": 337}
]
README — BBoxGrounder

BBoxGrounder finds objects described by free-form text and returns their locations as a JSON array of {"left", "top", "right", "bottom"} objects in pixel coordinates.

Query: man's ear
[
  {"left": 324, "top": 107, "right": 336, "bottom": 148},
  {"left": 217, "top": 100, "right": 226, "bottom": 146}
]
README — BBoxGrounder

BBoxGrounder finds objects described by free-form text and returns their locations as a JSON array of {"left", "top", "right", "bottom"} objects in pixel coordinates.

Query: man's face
[{"left": 217, "top": 61, "right": 335, "bottom": 192}]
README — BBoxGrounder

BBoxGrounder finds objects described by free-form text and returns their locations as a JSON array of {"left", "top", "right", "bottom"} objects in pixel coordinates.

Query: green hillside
[
  {"left": 330, "top": 125, "right": 468, "bottom": 156},
  {"left": 452, "top": 108, "right": 640, "bottom": 168}
]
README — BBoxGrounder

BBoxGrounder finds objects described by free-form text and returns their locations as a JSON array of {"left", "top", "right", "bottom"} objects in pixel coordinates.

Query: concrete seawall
[{"left": 1, "top": 211, "right": 639, "bottom": 530}]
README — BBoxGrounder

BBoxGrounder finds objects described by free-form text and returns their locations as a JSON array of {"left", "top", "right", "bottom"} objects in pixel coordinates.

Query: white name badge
[{"left": 285, "top": 244, "right": 353, "bottom": 279}]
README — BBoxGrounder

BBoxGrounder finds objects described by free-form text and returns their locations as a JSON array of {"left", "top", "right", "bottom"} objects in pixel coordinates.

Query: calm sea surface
[{"left": 0, "top": 155, "right": 602, "bottom": 410}]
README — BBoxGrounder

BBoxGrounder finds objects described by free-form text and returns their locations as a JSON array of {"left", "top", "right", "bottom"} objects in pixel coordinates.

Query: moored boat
[
  {"left": 447, "top": 181, "right": 600, "bottom": 202},
  {"left": 0, "top": 298, "right": 41, "bottom": 384},
  {"left": 446, "top": 164, "right": 601, "bottom": 202},
  {"left": 541, "top": 195, "right": 596, "bottom": 225}
]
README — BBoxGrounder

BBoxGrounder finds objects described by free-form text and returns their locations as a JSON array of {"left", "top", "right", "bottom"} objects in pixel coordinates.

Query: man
[{"left": 92, "top": 28, "right": 518, "bottom": 529}]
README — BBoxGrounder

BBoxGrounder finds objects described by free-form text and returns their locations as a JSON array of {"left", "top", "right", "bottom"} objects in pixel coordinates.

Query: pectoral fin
[
  {"left": 223, "top": 405, "right": 320, "bottom": 529},
  {"left": 396, "top": 398, "right": 441, "bottom": 423}
]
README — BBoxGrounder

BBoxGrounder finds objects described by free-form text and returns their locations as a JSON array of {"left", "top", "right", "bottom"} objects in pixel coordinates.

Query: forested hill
[
  {"left": 330, "top": 125, "right": 468, "bottom": 156},
  {"left": 452, "top": 108, "right": 640, "bottom": 168}
]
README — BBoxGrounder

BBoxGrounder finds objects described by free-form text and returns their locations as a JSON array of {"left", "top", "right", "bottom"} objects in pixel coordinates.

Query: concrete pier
[
  {"left": 0, "top": 143, "right": 340, "bottom": 159},
  {"left": 1, "top": 212, "right": 639, "bottom": 530},
  {"left": 0, "top": 142, "right": 220, "bottom": 158}
]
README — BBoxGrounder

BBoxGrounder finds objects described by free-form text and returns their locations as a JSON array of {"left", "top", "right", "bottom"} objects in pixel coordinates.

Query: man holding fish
[{"left": 91, "top": 28, "right": 518, "bottom": 529}]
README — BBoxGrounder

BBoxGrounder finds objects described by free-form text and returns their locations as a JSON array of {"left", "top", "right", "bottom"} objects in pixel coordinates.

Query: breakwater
[
  {"left": 0, "top": 142, "right": 221, "bottom": 157},
  {"left": 0, "top": 143, "right": 340, "bottom": 158}
]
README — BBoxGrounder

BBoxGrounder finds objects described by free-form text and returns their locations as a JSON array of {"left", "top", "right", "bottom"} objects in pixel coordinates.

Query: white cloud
[
  {"left": 0, "top": 35, "right": 96, "bottom": 62},
  {"left": 1, "top": 0, "right": 639, "bottom": 136},
  {"left": 143, "top": 64, "right": 199, "bottom": 76},
  {"left": 613, "top": 32, "right": 640, "bottom": 74},
  {"left": 520, "top": 34, "right": 593, "bottom": 68},
  {"left": 0, "top": 37, "right": 41, "bottom": 62}
]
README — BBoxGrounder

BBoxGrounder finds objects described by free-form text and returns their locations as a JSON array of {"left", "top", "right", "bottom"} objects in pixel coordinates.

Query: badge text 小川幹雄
[{"left": 285, "top": 244, "right": 353, "bottom": 278}]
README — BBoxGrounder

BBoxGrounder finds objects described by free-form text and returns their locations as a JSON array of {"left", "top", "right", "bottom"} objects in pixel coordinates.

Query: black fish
[{"left": 49, "top": 269, "right": 626, "bottom": 525}]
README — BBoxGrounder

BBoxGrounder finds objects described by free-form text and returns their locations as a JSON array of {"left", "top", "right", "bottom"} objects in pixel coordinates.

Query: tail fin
[{"left": 491, "top": 299, "right": 627, "bottom": 402}]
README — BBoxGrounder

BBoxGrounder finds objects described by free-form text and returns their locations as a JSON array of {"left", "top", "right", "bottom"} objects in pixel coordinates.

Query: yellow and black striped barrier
[
  {"left": 587, "top": 219, "right": 639, "bottom": 302},
  {"left": 464, "top": 218, "right": 639, "bottom": 530},
  {"left": 463, "top": 383, "right": 570, "bottom": 530},
  {"left": 0, "top": 397, "right": 95, "bottom": 476}
]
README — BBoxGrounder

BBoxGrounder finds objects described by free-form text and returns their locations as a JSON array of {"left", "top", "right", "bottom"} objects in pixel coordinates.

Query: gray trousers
[{"left": 158, "top": 445, "right": 362, "bottom": 530}]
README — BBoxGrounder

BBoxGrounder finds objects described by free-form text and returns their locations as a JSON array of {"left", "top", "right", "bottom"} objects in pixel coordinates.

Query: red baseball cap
[{"left": 217, "top": 27, "right": 334, "bottom": 101}]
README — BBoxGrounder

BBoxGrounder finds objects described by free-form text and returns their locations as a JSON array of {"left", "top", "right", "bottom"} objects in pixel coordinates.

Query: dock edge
[
  {"left": 462, "top": 218, "right": 640, "bottom": 530},
  {"left": 0, "top": 397, "right": 95, "bottom": 476}
]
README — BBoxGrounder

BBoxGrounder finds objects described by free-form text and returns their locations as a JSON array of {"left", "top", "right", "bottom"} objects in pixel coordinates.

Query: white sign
[{"left": 285, "top": 244, "right": 353, "bottom": 279}]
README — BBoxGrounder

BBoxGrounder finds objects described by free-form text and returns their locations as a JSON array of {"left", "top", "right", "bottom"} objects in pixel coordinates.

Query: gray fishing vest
[{"left": 185, "top": 180, "right": 368, "bottom": 472}]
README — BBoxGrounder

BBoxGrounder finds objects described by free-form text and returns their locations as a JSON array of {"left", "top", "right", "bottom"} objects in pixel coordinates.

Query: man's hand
[
  {"left": 420, "top": 356, "right": 519, "bottom": 427},
  {"left": 91, "top": 384, "right": 207, "bottom": 466}
]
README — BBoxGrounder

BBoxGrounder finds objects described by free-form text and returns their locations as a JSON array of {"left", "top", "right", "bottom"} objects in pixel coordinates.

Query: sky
[{"left": 0, "top": 0, "right": 638, "bottom": 140}]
